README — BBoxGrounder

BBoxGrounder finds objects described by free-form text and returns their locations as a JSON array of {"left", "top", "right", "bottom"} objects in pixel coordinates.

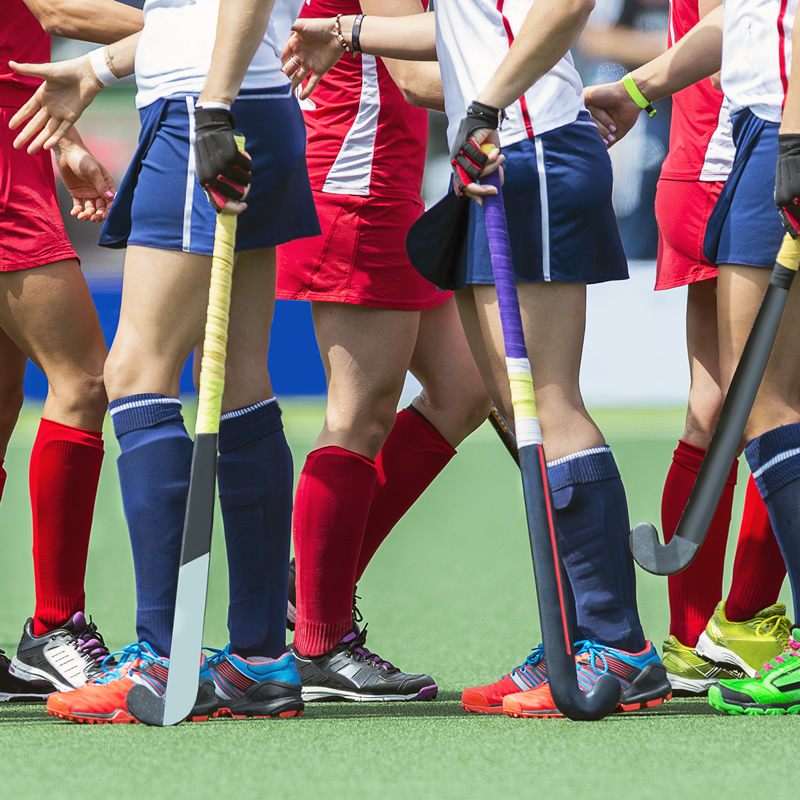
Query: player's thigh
[
  {"left": 311, "top": 301, "right": 418, "bottom": 428},
  {"left": 106, "top": 245, "right": 210, "bottom": 401},
  {"left": 408, "top": 297, "right": 490, "bottom": 443},
  {"left": 215, "top": 247, "right": 276, "bottom": 412},
  {"left": 0, "top": 259, "right": 106, "bottom": 395},
  {"left": 683, "top": 279, "right": 723, "bottom": 445}
]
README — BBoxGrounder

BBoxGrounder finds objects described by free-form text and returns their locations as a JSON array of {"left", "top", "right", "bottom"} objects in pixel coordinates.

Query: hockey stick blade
[
  {"left": 630, "top": 233, "right": 800, "bottom": 575},
  {"left": 483, "top": 167, "right": 620, "bottom": 720},
  {"left": 127, "top": 434, "right": 218, "bottom": 726}
]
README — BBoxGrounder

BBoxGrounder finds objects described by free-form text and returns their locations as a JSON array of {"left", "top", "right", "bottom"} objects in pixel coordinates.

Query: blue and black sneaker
[{"left": 203, "top": 644, "right": 304, "bottom": 719}]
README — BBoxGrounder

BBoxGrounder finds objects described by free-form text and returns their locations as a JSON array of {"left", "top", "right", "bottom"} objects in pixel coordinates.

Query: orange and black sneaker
[
  {"left": 503, "top": 639, "right": 672, "bottom": 718},
  {"left": 461, "top": 644, "right": 548, "bottom": 713},
  {"left": 47, "top": 642, "right": 217, "bottom": 724}
]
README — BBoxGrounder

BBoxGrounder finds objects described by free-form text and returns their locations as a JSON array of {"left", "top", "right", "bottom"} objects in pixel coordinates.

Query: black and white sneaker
[
  {"left": 289, "top": 626, "right": 438, "bottom": 703},
  {"left": 287, "top": 558, "right": 297, "bottom": 632},
  {"left": 10, "top": 612, "right": 112, "bottom": 692},
  {"left": 0, "top": 649, "right": 52, "bottom": 702}
]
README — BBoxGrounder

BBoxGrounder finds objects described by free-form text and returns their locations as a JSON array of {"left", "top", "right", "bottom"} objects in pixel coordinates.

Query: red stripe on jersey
[
  {"left": 778, "top": 0, "right": 791, "bottom": 110},
  {"left": 496, "top": 0, "right": 534, "bottom": 139}
]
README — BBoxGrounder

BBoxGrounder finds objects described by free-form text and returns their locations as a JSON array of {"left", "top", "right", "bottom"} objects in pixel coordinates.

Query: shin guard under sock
[
  {"left": 355, "top": 408, "right": 455, "bottom": 581},
  {"left": 726, "top": 474, "right": 786, "bottom": 621},
  {"left": 110, "top": 394, "right": 192, "bottom": 656},
  {"left": 293, "top": 446, "right": 377, "bottom": 657},
  {"left": 218, "top": 398, "right": 293, "bottom": 659},
  {"left": 662, "top": 440, "right": 736, "bottom": 647},
  {"left": 745, "top": 423, "right": 800, "bottom": 622},
  {"left": 30, "top": 419, "right": 104, "bottom": 635},
  {"left": 548, "top": 446, "right": 645, "bottom": 653}
]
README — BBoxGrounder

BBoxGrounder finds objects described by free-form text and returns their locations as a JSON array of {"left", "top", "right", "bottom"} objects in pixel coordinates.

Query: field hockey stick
[
  {"left": 489, "top": 405, "right": 520, "bottom": 466},
  {"left": 481, "top": 167, "right": 621, "bottom": 720},
  {"left": 128, "top": 136, "right": 244, "bottom": 726},
  {"left": 630, "top": 232, "right": 800, "bottom": 576}
]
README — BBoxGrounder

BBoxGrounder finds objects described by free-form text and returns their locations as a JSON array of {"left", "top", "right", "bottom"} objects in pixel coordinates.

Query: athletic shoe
[
  {"left": 0, "top": 649, "right": 52, "bottom": 702},
  {"left": 708, "top": 630, "right": 800, "bottom": 715},
  {"left": 696, "top": 601, "right": 792, "bottom": 676},
  {"left": 461, "top": 644, "right": 547, "bottom": 714},
  {"left": 662, "top": 635, "right": 746, "bottom": 696},
  {"left": 10, "top": 612, "right": 112, "bottom": 692},
  {"left": 289, "top": 625, "right": 437, "bottom": 702},
  {"left": 203, "top": 644, "right": 303, "bottom": 718},
  {"left": 503, "top": 639, "right": 672, "bottom": 718},
  {"left": 46, "top": 641, "right": 217, "bottom": 724}
]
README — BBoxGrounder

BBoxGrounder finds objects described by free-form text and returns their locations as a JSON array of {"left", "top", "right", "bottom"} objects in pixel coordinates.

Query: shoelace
[
  {"left": 754, "top": 614, "right": 793, "bottom": 644},
  {"left": 756, "top": 635, "right": 800, "bottom": 678},
  {"left": 511, "top": 644, "right": 544, "bottom": 678},
  {"left": 344, "top": 625, "right": 397, "bottom": 672},
  {"left": 74, "top": 616, "right": 113, "bottom": 670},
  {"left": 91, "top": 641, "right": 163, "bottom": 685},
  {"left": 203, "top": 646, "right": 226, "bottom": 668},
  {"left": 574, "top": 640, "right": 612, "bottom": 678}
]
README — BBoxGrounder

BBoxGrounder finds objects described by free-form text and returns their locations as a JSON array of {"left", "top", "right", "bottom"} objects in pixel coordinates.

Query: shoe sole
[
  {"left": 9, "top": 658, "right": 80, "bottom": 693},
  {"left": 666, "top": 674, "right": 717, "bottom": 696},
  {"left": 47, "top": 706, "right": 216, "bottom": 724},
  {"left": 0, "top": 692, "right": 50, "bottom": 703},
  {"left": 461, "top": 701, "right": 505, "bottom": 714},
  {"left": 695, "top": 633, "right": 759, "bottom": 677},
  {"left": 216, "top": 708, "right": 303, "bottom": 719},
  {"left": 301, "top": 684, "right": 438, "bottom": 703},
  {"left": 504, "top": 692, "right": 672, "bottom": 718},
  {"left": 708, "top": 685, "right": 800, "bottom": 716}
]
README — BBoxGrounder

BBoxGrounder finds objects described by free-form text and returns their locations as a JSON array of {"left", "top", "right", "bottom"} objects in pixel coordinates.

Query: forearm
[
  {"left": 476, "top": 0, "right": 594, "bottom": 110},
  {"left": 100, "top": 32, "right": 140, "bottom": 80},
  {"left": 628, "top": 4, "right": 723, "bottom": 103},
  {"left": 337, "top": 13, "right": 437, "bottom": 60},
  {"left": 781, "top": 15, "right": 800, "bottom": 132},
  {"left": 382, "top": 59, "right": 444, "bottom": 110},
  {"left": 23, "top": 0, "right": 142, "bottom": 43},
  {"left": 199, "top": 0, "right": 276, "bottom": 105}
]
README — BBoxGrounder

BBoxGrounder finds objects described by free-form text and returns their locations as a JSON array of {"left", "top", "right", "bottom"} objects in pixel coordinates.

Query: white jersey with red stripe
[
  {"left": 721, "top": 0, "right": 796, "bottom": 123},
  {"left": 434, "top": 0, "right": 585, "bottom": 150},
  {"left": 134, "top": 0, "right": 304, "bottom": 109},
  {"left": 660, "top": 0, "right": 734, "bottom": 181}
]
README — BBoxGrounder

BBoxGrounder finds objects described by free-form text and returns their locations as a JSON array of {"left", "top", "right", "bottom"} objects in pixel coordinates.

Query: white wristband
[
  {"left": 88, "top": 47, "right": 120, "bottom": 87},
  {"left": 196, "top": 101, "right": 232, "bottom": 111}
]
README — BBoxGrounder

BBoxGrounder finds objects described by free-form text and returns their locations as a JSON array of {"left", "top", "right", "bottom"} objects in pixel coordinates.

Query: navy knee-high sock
[
  {"left": 218, "top": 398, "right": 293, "bottom": 659},
  {"left": 547, "top": 446, "right": 645, "bottom": 653},
  {"left": 745, "top": 423, "right": 800, "bottom": 621},
  {"left": 110, "top": 394, "right": 192, "bottom": 656}
]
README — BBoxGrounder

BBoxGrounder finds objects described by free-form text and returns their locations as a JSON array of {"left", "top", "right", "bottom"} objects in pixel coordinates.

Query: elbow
[
  {"left": 34, "top": 3, "right": 77, "bottom": 37},
  {"left": 571, "top": 0, "right": 596, "bottom": 22},
  {"left": 398, "top": 84, "right": 426, "bottom": 109}
]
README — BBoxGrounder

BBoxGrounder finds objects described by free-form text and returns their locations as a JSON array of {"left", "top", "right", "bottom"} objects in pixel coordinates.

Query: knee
[
  {"left": 103, "top": 350, "right": 135, "bottom": 402},
  {"left": 57, "top": 371, "right": 108, "bottom": 420},
  {"left": 684, "top": 391, "right": 723, "bottom": 447}
]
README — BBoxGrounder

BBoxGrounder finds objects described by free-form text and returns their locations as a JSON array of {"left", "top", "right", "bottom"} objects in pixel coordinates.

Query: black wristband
[{"left": 352, "top": 14, "right": 365, "bottom": 54}]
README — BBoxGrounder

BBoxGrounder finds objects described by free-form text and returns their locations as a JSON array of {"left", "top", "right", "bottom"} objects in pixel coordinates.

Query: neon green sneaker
[
  {"left": 661, "top": 636, "right": 745, "bottom": 696},
  {"left": 695, "top": 601, "right": 792, "bottom": 676},
  {"left": 708, "top": 631, "right": 800, "bottom": 715}
]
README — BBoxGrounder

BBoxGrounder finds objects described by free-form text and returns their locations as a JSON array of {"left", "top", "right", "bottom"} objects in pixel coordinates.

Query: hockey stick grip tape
[
  {"left": 776, "top": 232, "right": 800, "bottom": 272},
  {"left": 196, "top": 134, "right": 244, "bottom": 436}
]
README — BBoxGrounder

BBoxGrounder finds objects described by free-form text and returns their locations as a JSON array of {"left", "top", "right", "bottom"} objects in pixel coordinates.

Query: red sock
[
  {"left": 726, "top": 474, "right": 786, "bottom": 621},
  {"left": 293, "top": 446, "right": 377, "bottom": 657},
  {"left": 0, "top": 460, "right": 6, "bottom": 503},
  {"left": 663, "top": 440, "right": 737, "bottom": 647},
  {"left": 356, "top": 409, "right": 456, "bottom": 581},
  {"left": 30, "top": 419, "right": 104, "bottom": 636}
]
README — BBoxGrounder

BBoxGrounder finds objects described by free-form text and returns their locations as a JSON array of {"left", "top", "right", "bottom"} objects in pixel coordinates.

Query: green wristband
[{"left": 622, "top": 73, "right": 657, "bottom": 118}]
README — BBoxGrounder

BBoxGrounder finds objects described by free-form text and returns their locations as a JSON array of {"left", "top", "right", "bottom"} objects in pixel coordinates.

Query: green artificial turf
[{"left": 0, "top": 402, "right": 792, "bottom": 799}]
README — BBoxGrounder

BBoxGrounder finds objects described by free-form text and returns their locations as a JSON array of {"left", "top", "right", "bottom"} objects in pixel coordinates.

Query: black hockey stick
[
  {"left": 630, "top": 232, "right": 800, "bottom": 575},
  {"left": 482, "top": 169, "right": 620, "bottom": 720},
  {"left": 488, "top": 405, "right": 520, "bottom": 466},
  {"left": 127, "top": 146, "right": 241, "bottom": 726}
]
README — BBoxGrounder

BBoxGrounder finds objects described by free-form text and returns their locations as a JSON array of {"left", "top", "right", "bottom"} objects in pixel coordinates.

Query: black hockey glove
[
  {"left": 449, "top": 101, "right": 504, "bottom": 196},
  {"left": 194, "top": 106, "right": 251, "bottom": 212},
  {"left": 776, "top": 133, "right": 800, "bottom": 238}
]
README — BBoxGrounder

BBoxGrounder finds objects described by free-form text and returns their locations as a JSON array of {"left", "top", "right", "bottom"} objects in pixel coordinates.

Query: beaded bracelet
[{"left": 334, "top": 14, "right": 352, "bottom": 54}]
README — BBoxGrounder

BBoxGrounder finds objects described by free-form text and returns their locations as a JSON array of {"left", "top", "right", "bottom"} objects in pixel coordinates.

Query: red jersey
[
  {"left": 659, "top": 0, "right": 734, "bottom": 181},
  {"left": 1, "top": 0, "right": 51, "bottom": 108},
  {"left": 298, "top": 0, "right": 428, "bottom": 201}
]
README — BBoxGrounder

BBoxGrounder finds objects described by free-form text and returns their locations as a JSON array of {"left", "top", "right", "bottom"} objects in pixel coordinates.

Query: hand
[
  {"left": 281, "top": 18, "right": 345, "bottom": 100},
  {"left": 449, "top": 102, "right": 505, "bottom": 199},
  {"left": 776, "top": 134, "right": 800, "bottom": 237},
  {"left": 194, "top": 107, "right": 252, "bottom": 214},
  {"left": 582, "top": 80, "right": 641, "bottom": 148},
  {"left": 8, "top": 56, "right": 103, "bottom": 154},
  {"left": 52, "top": 129, "right": 116, "bottom": 223}
]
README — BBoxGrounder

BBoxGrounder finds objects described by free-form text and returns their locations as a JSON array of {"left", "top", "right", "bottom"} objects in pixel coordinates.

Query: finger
[
  {"left": 300, "top": 73, "right": 321, "bottom": 100},
  {"left": 13, "top": 107, "right": 50, "bottom": 150},
  {"left": 587, "top": 105, "right": 618, "bottom": 136},
  {"left": 27, "top": 117, "right": 61, "bottom": 155},
  {"left": 70, "top": 197, "right": 82, "bottom": 218},
  {"left": 220, "top": 199, "right": 248, "bottom": 216},
  {"left": 7, "top": 60, "right": 48, "bottom": 79},
  {"left": 43, "top": 120, "right": 75, "bottom": 152},
  {"left": 8, "top": 96, "right": 40, "bottom": 131}
]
